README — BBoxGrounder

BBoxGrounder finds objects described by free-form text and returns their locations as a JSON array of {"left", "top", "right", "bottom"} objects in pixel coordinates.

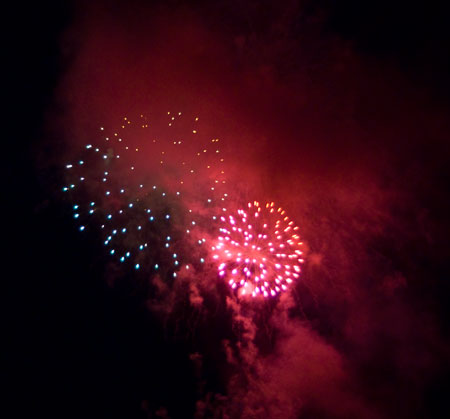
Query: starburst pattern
[
  {"left": 62, "top": 112, "right": 228, "bottom": 276},
  {"left": 212, "top": 201, "right": 304, "bottom": 297}
]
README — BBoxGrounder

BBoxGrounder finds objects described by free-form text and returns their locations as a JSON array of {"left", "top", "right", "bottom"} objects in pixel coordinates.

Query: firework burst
[
  {"left": 212, "top": 201, "right": 304, "bottom": 297},
  {"left": 61, "top": 112, "right": 228, "bottom": 276}
]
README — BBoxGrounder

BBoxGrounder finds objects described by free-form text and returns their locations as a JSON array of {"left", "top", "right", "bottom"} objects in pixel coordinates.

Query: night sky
[{"left": 7, "top": 1, "right": 450, "bottom": 418}]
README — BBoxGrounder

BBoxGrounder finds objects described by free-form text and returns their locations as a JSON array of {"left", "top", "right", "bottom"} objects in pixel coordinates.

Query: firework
[
  {"left": 62, "top": 112, "right": 228, "bottom": 276},
  {"left": 212, "top": 201, "right": 304, "bottom": 297}
]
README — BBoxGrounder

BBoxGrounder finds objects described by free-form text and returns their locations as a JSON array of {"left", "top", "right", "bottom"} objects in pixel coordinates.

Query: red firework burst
[{"left": 212, "top": 201, "right": 304, "bottom": 297}]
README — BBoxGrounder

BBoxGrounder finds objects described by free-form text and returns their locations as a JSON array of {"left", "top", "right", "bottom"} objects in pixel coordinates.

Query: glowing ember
[{"left": 213, "top": 201, "right": 304, "bottom": 297}]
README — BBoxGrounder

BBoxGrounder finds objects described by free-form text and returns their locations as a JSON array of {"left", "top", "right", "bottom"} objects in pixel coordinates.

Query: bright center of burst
[{"left": 213, "top": 201, "right": 304, "bottom": 298}]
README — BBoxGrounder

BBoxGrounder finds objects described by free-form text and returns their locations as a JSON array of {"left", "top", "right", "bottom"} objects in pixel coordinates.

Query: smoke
[{"left": 51, "top": 1, "right": 450, "bottom": 418}]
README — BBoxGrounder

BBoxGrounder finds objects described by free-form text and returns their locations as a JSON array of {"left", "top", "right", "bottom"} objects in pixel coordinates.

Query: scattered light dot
[{"left": 65, "top": 113, "right": 228, "bottom": 277}]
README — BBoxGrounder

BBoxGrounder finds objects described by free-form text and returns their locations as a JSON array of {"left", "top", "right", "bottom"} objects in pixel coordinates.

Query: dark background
[{"left": 6, "top": 1, "right": 450, "bottom": 418}]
